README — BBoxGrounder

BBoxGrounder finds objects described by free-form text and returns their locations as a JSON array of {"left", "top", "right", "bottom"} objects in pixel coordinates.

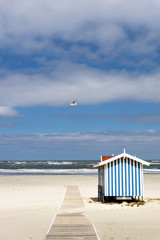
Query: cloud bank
[
  {"left": 0, "top": 1, "right": 160, "bottom": 108},
  {"left": 0, "top": 0, "right": 160, "bottom": 56},
  {"left": 0, "top": 64, "right": 160, "bottom": 107},
  {"left": 0, "top": 130, "right": 159, "bottom": 160}
]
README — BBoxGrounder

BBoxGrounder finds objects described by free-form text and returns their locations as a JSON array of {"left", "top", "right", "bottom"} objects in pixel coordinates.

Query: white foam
[
  {"left": 144, "top": 169, "right": 160, "bottom": 174},
  {"left": 14, "top": 161, "right": 26, "bottom": 164},
  {"left": 47, "top": 161, "right": 73, "bottom": 165},
  {"left": 0, "top": 168, "right": 157, "bottom": 175},
  {"left": 0, "top": 168, "right": 98, "bottom": 175}
]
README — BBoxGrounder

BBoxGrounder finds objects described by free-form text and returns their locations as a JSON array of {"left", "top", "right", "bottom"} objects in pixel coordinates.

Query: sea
[{"left": 0, "top": 159, "right": 159, "bottom": 175}]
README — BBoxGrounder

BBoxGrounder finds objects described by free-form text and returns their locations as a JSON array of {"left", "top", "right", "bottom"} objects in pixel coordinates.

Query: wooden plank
[
  {"left": 45, "top": 186, "right": 98, "bottom": 240},
  {"left": 46, "top": 237, "right": 98, "bottom": 240},
  {"left": 49, "top": 227, "right": 95, "bottom": 233},
  {"left": 53, "top": 216, "right": 91, "bottom": 225},
  {"left": 52, "top": 224, "right": 93, "bottom": 228}
]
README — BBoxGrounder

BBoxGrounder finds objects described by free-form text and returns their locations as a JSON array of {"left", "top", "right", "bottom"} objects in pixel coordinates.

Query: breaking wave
[{"left": 0, "top": 159, "right": 159, "bottom": 175}]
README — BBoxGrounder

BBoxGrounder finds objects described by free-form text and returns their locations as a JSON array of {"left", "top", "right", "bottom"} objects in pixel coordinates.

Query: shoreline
[
  {"left": 0, "top": 173, "right": 159, "bottom": 176},
  {"left": 0, "top": 174, "right": 159, "bottom": 240}
]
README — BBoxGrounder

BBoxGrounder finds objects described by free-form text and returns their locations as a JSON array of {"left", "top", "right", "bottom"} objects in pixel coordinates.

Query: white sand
[{"left": 0, "top": 175, "right": 159, "bottom": 240}]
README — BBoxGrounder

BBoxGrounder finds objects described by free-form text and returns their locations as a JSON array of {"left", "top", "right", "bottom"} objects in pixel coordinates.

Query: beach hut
[{"left": 94, "top": 149, "right": 150, "bottom": 202}]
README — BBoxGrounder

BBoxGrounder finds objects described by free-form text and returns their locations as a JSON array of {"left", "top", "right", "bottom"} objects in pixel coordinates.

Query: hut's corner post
[
  {"left": 98, "top": 185, "right": 101, "bottom": 201},
  {"left": 98, "top": 168, "right": 101, "bottom": 201},
  {"left": 102, "top": 192, "right": 105, "bottom": 203}
]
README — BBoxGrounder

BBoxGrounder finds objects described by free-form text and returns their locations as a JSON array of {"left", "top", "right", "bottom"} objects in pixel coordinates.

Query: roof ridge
[{"left": 94, "top": 151, "right": 150, "bottom": 167}]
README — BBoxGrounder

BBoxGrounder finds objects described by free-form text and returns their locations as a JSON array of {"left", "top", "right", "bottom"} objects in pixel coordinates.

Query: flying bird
[{"left": 67, "top": 100, "right": 77, "bottom": 108}]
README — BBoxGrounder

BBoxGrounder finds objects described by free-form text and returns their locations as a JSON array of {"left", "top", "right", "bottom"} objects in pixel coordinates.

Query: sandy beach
[{"left": 0, "top": 174, "right": 160, "bottom": 240}]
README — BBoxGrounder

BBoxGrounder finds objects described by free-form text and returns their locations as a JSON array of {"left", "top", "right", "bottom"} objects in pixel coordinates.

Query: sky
[{"left": 0, "top": 0, "right": 160, "bottom": 160}]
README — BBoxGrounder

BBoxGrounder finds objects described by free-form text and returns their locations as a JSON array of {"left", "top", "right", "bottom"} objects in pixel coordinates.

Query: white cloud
[
  {"left": 0, "top": 130, "right": 160, "bottom": 159},
  {"left": 0, "top": 106, "right": 18, "bottom": 117},
  {"left": 0, "top": 1, "right": 160, "bottom": 107},
  {"left": 0, "top": 63, "right": 160, "bottom": 106},
  {"left": 0, "top": 0, "right": 160, "bottom": 57}
]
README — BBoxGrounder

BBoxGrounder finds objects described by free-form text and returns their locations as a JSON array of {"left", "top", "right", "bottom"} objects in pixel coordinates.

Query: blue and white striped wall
[{"left": 104, "top": 157, "right": 143, "bottom": 197}]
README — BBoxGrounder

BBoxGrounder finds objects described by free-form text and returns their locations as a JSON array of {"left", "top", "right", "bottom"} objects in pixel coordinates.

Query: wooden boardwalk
[{"left": 45, "top": 186, "right": 98, "bottom": 240}]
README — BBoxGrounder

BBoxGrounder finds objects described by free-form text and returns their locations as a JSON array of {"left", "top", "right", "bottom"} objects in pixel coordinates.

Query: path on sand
[{"left": 45, "top": 186, "right": 99, "bottom": 240}]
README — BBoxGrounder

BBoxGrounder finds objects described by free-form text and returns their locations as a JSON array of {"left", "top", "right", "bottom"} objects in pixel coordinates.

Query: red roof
[
  {"left": 101, "top": 156, "right": 114, "bottom": 162},
  {"left": 93, "top": 156, "right": 114, "bottom": 167}
]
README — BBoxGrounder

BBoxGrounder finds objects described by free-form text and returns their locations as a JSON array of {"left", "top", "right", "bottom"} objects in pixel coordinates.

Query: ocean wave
[
  {"left": 47, "top": 161, "right": 73, "bottom": 165},
  {"left": 144, "top": 169, "right": 160, "bottom": 174},
  {"left": 150, "top": 163, "right": 160, "bottom": 165},
  {"left": 14, "top": 161, "right": 27, "bottom": 165},
  {"left": 28, "top": 161, "right": 46, "bottom": 164},
  {"left": 0, "top": 168, "right": 98, "bottom": 175}
]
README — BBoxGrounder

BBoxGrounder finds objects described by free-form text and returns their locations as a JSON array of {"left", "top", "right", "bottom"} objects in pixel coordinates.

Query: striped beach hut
[{"left": 94, "top": 149, "right": 150, "bottom": 202}]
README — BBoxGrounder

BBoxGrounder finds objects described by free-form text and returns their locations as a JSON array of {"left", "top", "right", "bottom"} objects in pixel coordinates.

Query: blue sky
[{"left": 0, "top": 0, "right": 160, "bottom": 160}]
